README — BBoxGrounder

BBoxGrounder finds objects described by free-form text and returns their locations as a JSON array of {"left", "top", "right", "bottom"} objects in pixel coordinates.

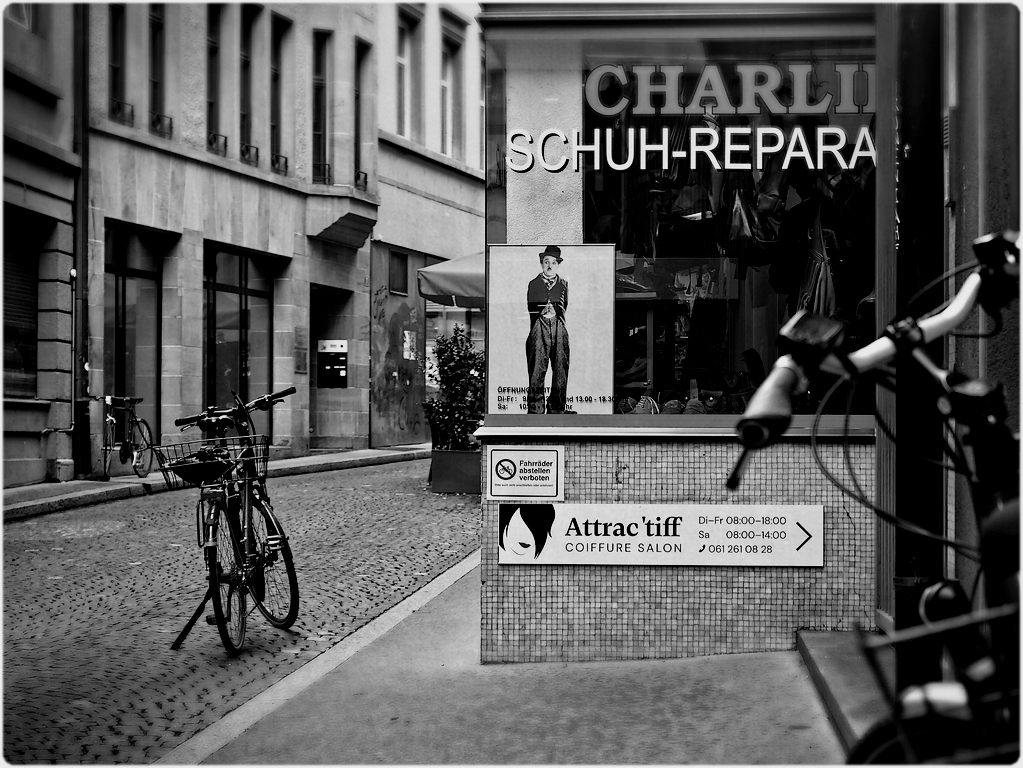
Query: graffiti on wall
[{"left": 371, "top": 285, "right": 426, "bottom": 445}]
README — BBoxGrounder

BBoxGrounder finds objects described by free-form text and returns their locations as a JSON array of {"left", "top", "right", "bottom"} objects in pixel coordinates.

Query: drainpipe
[{"left": 43, "top": 5, "right": 88, "bottom": 467}]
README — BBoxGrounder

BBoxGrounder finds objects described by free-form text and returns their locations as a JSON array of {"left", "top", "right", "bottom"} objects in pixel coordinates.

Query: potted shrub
[{"left": 421, "top": 325, "right": 485, "bottom": 493}]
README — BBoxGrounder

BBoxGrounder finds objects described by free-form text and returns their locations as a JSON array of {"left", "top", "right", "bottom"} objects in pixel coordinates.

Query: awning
[{"left": 416, "top": 251, "right": 486, "bottom": 309}]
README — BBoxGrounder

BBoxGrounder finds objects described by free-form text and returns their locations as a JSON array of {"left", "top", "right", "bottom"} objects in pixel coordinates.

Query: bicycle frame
[{"left": 729, "top": 231, "right": 1020, "bottom": 762}]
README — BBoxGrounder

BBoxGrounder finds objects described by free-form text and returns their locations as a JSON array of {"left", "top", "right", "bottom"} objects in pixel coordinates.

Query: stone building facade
[{"left": 3, "top": 3, "right": 485, "bottom": 485}]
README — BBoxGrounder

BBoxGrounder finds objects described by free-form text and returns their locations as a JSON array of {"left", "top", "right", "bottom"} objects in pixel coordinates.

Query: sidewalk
[
  {"left": 3, "top": 443, "right": 888, "bottom": 762},
  {"left": 2, "top": 442, "right": 434, "bottom": 523},
  {"left": 165, "top": 554, "right": 849, "bottom": 765}
]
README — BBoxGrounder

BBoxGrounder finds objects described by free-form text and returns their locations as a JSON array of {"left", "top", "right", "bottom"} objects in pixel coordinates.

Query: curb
[{"left": 3, "top": 449, "right": 433, "bottom": 523}]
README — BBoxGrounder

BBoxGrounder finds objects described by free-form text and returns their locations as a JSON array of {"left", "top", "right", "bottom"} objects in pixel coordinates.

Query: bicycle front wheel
[
  {"left": 207, "top": 501, "right": 247, "bottom": 656},
  {"left": 131, "top": 418, "right": 154, "bottom": 478},
  {"left": 102, "top": 417, "right": 115, "bottom": 477},
  {"left": 250, "top": 497, "right": 299, "bottom": 629}
]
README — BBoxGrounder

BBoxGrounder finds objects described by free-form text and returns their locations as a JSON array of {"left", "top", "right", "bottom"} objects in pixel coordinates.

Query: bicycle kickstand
[{"left": 171, "top": 586, "right": 215, "bottom": 650}]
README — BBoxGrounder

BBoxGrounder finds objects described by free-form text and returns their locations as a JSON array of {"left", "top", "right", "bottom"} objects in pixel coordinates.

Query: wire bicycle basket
[{"left": 154, "top": 435, "right": 270, "bottom": 490}]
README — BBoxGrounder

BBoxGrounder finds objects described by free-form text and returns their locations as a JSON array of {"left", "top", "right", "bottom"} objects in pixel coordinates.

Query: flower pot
[{"left": 430, "top": 449, "right": 481, "bottom": 494}]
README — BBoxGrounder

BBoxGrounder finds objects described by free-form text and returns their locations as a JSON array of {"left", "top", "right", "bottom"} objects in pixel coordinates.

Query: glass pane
[
  {"left": 103, "top": 272, "right": 117, "bottom": 397},
  {"left": 216, "top": 250, "right": 241, "bottom": 287},
  {"left": 247, "top": 295, "right": 271, "bottom": 435},
  {"left": 133, "top": 276, "right": 161, "bottom": 432},
  {"left": 214, "top": 291, "right": 241, "bottom": 408}
]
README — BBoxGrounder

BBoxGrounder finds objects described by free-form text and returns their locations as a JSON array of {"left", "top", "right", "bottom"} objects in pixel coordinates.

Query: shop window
[
  {"left": 203, "top": 246, "right": 273, "bottom": 436},
  {"left": 389, "top": 251, "right": 409, "bottom": 295},
  {"left": 104, "top": 227, "right": 163, "bottom": 439},
  {"left": 486, "top": 27, "right": 876, "bottom": 419}
]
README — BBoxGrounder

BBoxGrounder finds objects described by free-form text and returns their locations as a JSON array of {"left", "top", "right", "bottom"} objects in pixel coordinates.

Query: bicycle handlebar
[
  {"left": 175, "top": 387, "right": 296, "bottom": 431},
  {"left": 733, "top": 231, "right": 1018, "bottom": 456}
]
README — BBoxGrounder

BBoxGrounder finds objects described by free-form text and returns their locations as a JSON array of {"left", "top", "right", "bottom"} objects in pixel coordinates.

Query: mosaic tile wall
[{"left": 481, "top": 438, "right": 876, "bottom": 663}]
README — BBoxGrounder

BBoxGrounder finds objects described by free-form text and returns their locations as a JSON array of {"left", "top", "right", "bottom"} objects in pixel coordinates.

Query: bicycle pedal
[
  {"left": 265, "top": 534, "right": 283, "bottom": 553},
  {"left": 205, "top": 615, "right": 217, "bottom": 625}
]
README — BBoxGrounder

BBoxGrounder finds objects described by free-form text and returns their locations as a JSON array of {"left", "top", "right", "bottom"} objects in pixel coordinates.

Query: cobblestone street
[{"left": 3, "top": 460, "right": 481, "bottom": 763}]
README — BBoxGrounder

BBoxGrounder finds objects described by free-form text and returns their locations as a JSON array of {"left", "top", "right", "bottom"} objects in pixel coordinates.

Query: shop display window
[{"left": 485, "top": 19, "right": 876, "bottom": 419}]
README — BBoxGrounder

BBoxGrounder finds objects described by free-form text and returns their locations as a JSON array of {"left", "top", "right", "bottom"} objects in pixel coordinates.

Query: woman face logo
[{"left": 503, "top": 508, "right": 536, "bottom": 558}]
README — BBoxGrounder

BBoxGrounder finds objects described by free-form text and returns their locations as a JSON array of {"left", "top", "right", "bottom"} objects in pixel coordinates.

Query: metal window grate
[
  {"left": 355, "top": 170, "right": 368, "bottom": 190},
  {"left": 271, "top": 153, "right": 288, "bottom": 175},
  {"left": 207, "top": 132, "right": 227, "bottom": 156},
  {"left": 149, "top": 112, "right": 173, "bottom": 138},
  {"left": 312, "top": 163, "right": 332, "bottom": 185},
  {"left": 241, "top": 143, "right": 259, "bottom": 166},
  {"left": 110, "top": 99, "right": 135, "bottom": 126}
]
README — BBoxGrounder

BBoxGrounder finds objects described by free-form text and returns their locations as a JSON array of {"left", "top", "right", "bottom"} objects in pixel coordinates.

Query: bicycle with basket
[
  {"left": 727, "top": 231, "right": 1019, "bottom": 763},
  {"left": 155, "top": 386, "right": 299, "bottom": 656}
]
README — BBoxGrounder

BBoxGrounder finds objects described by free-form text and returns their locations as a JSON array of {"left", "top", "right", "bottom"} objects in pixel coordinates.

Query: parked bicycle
[
  {"left": 727, "top": 231, "right": 1019, "bottom": 763},
  {"left": 154, "top": 387, "right": 299, "bottom": 656},
  {"left": 93, "top": 395, "right": 154, "bottom": 478}
]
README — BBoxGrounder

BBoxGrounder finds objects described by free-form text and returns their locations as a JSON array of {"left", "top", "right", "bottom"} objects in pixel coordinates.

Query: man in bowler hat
[{"left": 525, "top": 245, "right": 571, "bottom": 414}]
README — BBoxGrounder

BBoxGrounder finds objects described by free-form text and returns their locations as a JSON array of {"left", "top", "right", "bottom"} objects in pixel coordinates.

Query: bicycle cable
[{"left": 810, "top": 372, "right": 982, "bottom": 561}]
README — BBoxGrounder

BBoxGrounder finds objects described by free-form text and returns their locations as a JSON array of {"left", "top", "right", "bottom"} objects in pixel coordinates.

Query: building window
[
  {"left": 5, "top": 3, "right": 36, "bottom": 32},
  {"left": 203, "top": 247, "right": 273, "bottom": 436},
  {"left": 312, "top": 30, "right": 330, "bottom": 184},
  {"left": 480, "top": 51, "right": 487, "bottom": 169},
  {"left": 3, "top": 206, "right": 46, "bottom": 398},
  {"left": 439, "top": 20, "right": 463, "bottom": 159},
  {"left": 104, "top": 226, "right": 163, "bottom": 439},
  {"left": 240, "top": 5, "right": 257, "bottom": 163},
  {"left": 207, "top": 5, "right": 221, "bottom": 143},
  {"left": 149, "top": 4, "right": 171, "bottom": 136},
  {"left": 440, "top": 46, "right": 453, "bottom": 156},
  {"left": 396, "top": 19, "right": 410, "bottom": 138},
  {"left": 390, "top": 251, "right": 409, "bottom": 295},
  {"left": 396, "top": 13, "right": 422, "bottom": 140},
  {"left": 109, "top": 4, "right": 131, "bottom": 124},
  {"left": 270, "top": 14, "right": 287, "bottom": 172},
  {"left": 354, "top": 41, "right": 369, "bottom": 188}
]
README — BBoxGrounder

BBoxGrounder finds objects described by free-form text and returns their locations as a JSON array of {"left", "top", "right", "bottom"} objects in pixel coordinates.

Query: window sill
[{"left": 476, "top": 413, "right": 876, "bottom": 441}]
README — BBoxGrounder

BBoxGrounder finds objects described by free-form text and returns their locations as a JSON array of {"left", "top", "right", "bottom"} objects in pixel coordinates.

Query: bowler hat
[{"left": 539, "top": 245, "right": 563, "bottom": 263}]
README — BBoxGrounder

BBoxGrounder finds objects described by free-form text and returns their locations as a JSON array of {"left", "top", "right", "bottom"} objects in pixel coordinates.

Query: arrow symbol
[{"left": 796, "top": 522, "right": 812, "bottom": 551}]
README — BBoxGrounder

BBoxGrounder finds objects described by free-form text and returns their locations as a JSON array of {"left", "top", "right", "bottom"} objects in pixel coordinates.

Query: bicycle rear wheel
[
  {"left": 131, "top": 418, "right": 154, "bottom": 478},
  {"left": 250, "top": 496, "right": 299, "bottom": 629},
  {"left": 207, "top": 500, "right": 247, "bottom": 655}
]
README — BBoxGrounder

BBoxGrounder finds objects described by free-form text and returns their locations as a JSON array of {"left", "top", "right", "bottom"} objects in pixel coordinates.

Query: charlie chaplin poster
[{"left": 487, "top": 244, "right": 614, "bottom": 415}]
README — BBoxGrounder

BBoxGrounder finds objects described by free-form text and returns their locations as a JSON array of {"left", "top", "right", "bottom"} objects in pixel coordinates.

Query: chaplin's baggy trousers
[{"left": 526, "top": 318, "right": 570, "bottom": 414}]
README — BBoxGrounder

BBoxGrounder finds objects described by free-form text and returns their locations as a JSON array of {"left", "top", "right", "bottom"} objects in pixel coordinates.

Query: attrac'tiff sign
[{"left": 497, "top": 503, "right": 824, "bottom": 566}]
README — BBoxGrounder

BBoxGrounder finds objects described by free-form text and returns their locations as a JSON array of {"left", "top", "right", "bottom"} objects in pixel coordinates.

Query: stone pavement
[
  {"left": 3, "top": 452, "right": 480, "bottom": 763},
  {"left": 4, "top": 444, "right": 888, "bottom": 763}
]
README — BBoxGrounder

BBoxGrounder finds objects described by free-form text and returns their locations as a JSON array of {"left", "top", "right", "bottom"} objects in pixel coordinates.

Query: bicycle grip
[
  {"left": 174, "top": 413, "right": 204, "bottom": 427},
  {"left": 270, "top": 386, "right": 297, "bottom": 400},
  {"left": 735, "top": 364, "right": 801, "bottom": 449}
]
